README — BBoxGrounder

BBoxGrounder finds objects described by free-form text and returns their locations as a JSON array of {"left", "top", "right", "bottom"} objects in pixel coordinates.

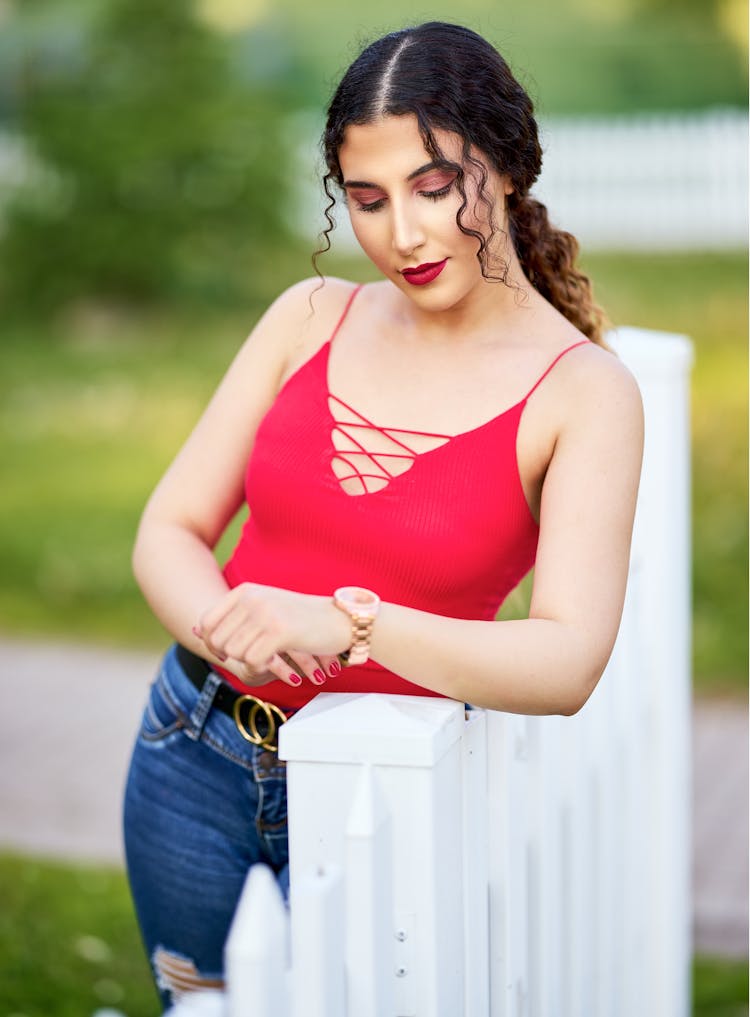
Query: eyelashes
[
  {"left": 355, "top": 181, "right": 455, "bottom": 214},
  {"left": 422, "top": 183, "right": 454, "bottom": 202},
  {"left": 355, "top": 198, "right": 385, "bottom": 213}
]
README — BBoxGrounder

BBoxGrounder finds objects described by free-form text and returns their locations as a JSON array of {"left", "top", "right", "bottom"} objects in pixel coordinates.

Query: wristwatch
[{"left": 333, "top": 586, "right": 381, "bottom": 666}]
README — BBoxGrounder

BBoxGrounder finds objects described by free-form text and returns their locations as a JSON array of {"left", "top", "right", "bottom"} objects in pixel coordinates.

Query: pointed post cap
[{"left": 279, "top": 692, "right": 464, "bottom": 766}]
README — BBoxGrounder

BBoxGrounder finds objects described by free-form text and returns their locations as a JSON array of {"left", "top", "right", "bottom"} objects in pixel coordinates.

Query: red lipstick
[{"left": 401, "top": 259, "right": 447, "bottom": 286}]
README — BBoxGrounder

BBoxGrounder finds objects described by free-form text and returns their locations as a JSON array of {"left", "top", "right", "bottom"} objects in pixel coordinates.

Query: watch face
[{"left": 335, "top": 586, "right": 380, "bottom": 617}]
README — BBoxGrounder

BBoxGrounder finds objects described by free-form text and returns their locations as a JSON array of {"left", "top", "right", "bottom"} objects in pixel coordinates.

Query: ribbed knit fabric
[{"left": 220, "top": 287, "right": 588, "bottom": 710}]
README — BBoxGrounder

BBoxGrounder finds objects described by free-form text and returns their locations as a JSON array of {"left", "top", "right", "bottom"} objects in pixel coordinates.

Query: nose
[{"left": 390, "top": 198, "right": 425, "bottom": 258}]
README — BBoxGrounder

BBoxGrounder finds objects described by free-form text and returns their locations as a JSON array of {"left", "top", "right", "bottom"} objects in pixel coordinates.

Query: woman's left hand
[{"left": 193, "top": 583, "right": 351, "bottom": 686}]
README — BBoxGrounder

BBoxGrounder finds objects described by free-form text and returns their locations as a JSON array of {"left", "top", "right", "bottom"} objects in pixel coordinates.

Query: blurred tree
[{"left": 1, "top": 0, "right": 296, "bottom": 313}]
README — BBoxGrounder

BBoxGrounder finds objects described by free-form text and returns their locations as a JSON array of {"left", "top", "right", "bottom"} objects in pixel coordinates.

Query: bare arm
[
  {"left": 197, "top": 349, "right": 644, "bottom": 715},
  {"left": 132, "top": 277, "right": 355, "bottom": 686},
  {"left": 370, "top": 358, "right": 644, "bottom": 713}
]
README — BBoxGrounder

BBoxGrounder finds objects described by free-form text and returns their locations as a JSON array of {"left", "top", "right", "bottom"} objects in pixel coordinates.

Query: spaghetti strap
[
  {"left": 524, "top": 339, "right": 589, "bottom": 401},
  {"left": 329, "top": 284, "right": 363, "bottom": 345}
]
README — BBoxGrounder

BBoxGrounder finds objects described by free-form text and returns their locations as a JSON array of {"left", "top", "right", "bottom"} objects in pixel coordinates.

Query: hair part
[
  {"left": 315, "top": 21, "right": 608, "bottom": 347},
  {"left": 372, "top": 35, "right": 415, "bottom": 116}
]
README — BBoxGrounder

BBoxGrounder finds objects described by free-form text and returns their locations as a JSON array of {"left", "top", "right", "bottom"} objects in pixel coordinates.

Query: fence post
[
  {"left": 610, "top": 327, "right": 694, "bottom": 1017},
  {"left": 279, "top": 692, "right": 469, "bottom": 1017}
]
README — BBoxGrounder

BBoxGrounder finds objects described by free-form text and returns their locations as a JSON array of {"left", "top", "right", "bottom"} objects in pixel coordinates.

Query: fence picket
[
  {"left": 345, "top": 765, "right": 396, "bottom": 1017},
  {"left": 290, "top": 864, "right": 346, "bottom": 1017},
  {"left": 487, "top": 711, "right": 530, "bottom": 1016},
  {"left": 224, "top": 864, "right": 289, "bottom": 1017},
  {"left": 461, "top": 709, "right": 490, "bottom": 1017}
]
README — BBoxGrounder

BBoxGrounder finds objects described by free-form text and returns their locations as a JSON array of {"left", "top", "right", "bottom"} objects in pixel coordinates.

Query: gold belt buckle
[{"left": 233, "top": 694, "right": 288, "bottom": 752}]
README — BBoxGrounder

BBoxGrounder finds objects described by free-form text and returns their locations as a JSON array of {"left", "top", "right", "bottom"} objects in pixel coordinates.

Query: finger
[
  {"left": 197, "top": 595, "right": 239, "bottom": 645},
  {"left": 223, "top": 658, "right": 269, "bottom": 687},
  {"left": 223, "top": 625, "right": 272, "bottom": 666},
  {"left": 202, "top": 603, "right": 264, "bottom": 661},
  {"left": 262, "top": 653, "right": 305, "bottom": 688},
  {"left": 317, "top": 654, "right": 343, "bottom": 680},
  {"left": 223, "top": 655, "right": 293, "bottom": 689},
  {"left": 284, "top": 651, "right": 328, "bottom": 686}
]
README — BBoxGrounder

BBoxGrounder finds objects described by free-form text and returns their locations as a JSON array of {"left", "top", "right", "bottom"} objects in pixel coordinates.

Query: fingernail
[
  {"left": 216, "top": 652, "right": 227, "bottom": 662},
  {"left": 328, "top": 660, "right": 341, "bottom": 677},
  {"left": 312, "top": 669, "right": 327, "bottom": 685},
  {"left": 191, "top": 625, "right": 202, "bottom": 638},
  {"left": 288, "top": 672, "right": 303, "bottom": 686}
]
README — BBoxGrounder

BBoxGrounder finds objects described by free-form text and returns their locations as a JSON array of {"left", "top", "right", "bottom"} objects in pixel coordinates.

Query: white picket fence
[
  {"left": 533, "top": 109, "right": 748, "bottom": 250},
  {"left": 169, "top": 327, "right": 693, "bottom": 1017}
]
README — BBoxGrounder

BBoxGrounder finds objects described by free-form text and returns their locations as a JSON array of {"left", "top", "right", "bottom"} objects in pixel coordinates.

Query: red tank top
[{"left": 220, "top": 286, "right": 587, "bottom": 710}]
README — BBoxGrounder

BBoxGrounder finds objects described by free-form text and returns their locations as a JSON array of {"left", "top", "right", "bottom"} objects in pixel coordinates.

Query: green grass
[
  {"left": 693, "top": 956, "right": 750, "bottom": 1017},
  {"left": 0, "top": 853, "right": 746, "bottom": 1015},
  {"left": 0, "top": 854, "right": 157, "bottom": 1017},
  {"left": 0, "top": 250, "right": 746, "bottom": 694}
]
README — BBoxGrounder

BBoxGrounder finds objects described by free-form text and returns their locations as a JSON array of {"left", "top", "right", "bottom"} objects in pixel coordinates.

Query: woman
[{"left": 124, "top": 21, "right": 643, "bottom": 1007}]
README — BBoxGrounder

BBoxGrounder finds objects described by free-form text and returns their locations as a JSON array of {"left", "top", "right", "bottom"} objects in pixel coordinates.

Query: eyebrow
[{"left": 342, "top": 160, "right": 455, "bottom": 190}]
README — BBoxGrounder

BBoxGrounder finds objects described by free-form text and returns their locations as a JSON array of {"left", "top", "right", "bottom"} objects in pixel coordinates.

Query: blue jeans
[{"left": 123, "top": 644, "right": 290, "bottom": 1009}]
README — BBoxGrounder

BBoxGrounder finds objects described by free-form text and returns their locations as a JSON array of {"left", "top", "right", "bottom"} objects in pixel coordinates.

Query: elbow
[
  {"left": 132, "top": 507, "right": 162, "bottom": 589},
  {"left": 559, "top": 658, "right": 609, "bottom": 717},
  {"left": 559, "top": 685, "right": 594, "bottom": 717},
  {"left": 131, "top": 520, "right": 148, "bottom": 589}
]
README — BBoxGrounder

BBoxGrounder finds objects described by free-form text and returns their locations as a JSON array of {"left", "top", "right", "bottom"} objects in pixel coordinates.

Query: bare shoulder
[
  {"left": 262, "top": 274, "right": 359, "bottom": 326},
  {"left": 249, "top": 275, "right": 361, "bottom": 378},
  {"left": 557, "top": 339, "right": 644, "bottom": 438}
]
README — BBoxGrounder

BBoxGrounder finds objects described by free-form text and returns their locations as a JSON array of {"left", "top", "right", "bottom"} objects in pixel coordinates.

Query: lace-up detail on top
[{"left": 328, "top": 392, "right": 450, "bottom": 495}]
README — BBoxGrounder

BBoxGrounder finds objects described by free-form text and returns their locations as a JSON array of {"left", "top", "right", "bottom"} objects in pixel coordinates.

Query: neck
[{"left": 401, "top": 251, "right": 538, "bottom": 346}]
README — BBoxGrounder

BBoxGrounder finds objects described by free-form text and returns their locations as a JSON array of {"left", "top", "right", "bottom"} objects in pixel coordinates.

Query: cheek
[
  {"left": 437, "top": 192, "right": 485, "bottom": 246},
  {"left": 350, "top": 217, "right": 389, "bottom": 263}
]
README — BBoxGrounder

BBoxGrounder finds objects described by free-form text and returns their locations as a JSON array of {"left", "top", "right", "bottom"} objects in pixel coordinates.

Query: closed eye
[
  {"left": 355, "top": 197, "right": 386, "bottom": 213},
  {"left": 356, "top": 182, "right": 453, "bottom": 213},
  {"left": 420, "top": 183, "right": 453, "bottom": 201}
]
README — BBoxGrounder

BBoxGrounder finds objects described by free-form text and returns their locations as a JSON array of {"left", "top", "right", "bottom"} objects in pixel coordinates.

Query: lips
[{"left": 401, "top": 259, "right": 447, "bottom": 286}]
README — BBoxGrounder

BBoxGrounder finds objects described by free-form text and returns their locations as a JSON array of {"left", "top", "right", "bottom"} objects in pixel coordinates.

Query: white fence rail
[{"left": 170, "top": 327, "right": 693, "bottom": 1017}]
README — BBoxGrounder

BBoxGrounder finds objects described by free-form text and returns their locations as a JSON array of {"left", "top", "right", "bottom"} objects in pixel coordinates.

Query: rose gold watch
[{"left": 333, "top": 587, "right": 381, "bottom": 666}]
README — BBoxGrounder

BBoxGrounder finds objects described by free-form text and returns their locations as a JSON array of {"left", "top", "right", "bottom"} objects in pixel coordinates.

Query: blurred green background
[{"left": 0, "top": 0, "right": 746, "bottom": 695}]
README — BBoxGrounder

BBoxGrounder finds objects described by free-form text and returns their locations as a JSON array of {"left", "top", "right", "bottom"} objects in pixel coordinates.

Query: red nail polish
[
  {"left": 288, "top": 672, "right": 302, "bottom": 686},
  {"left": 313, "top": 669, "right": 326, "bottom": 684},
  {"left": 328, "top": 660, "right": 341, "bottom": 677}
]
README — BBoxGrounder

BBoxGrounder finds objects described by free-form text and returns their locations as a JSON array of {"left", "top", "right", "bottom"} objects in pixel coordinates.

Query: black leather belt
[{"left": 175, "top": 643, "right": 289, "bottom": 751}]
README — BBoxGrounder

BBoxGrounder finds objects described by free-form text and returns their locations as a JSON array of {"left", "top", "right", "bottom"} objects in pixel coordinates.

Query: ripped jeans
[{"left": 123, "top": 644, "right": 290, "bottom": 1010}]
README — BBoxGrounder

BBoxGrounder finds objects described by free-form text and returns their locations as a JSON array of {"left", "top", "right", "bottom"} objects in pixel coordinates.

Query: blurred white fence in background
[
  {"left": 197, "top": 327, "right": 692, "bottom": 1017},
  {"left": 534, "top": 109, "right": 748, "bottom": 250},
  {"left": 288, "top": 108, "right": 747, "bottom": 252}
]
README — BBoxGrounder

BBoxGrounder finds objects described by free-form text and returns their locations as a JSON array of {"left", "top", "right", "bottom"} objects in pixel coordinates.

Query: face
[{"left": 337, "top": 114, "right": 512, "bottom": 311}]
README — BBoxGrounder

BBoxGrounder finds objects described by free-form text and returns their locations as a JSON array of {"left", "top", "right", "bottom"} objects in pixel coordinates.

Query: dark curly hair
[{"left": 316, "top": 21, "right": 607, "bottom": 347}]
